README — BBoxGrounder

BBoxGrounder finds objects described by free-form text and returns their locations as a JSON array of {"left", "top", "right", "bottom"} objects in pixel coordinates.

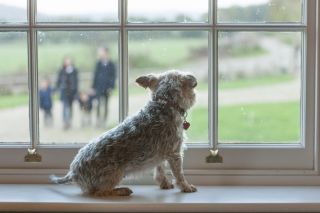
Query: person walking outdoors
[
  {"left": 92, "top": 47, "right": 116, "bottom": 128},
  {"left": 56, "top": 57, "right": 78, "bottom": 130},
  {"left": 39, "top": 78, "right": 53, "bottom": 127}
]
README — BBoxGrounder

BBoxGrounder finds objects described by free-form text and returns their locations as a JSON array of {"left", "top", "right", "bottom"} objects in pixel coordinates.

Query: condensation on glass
[
  {"left": 128, "top": 0, "right": 209, "bottom": 23},
  {"left": 0, "top": 32, "right": 29, "bottom": 143},
  {"left": 128, "top": 31, "right": 209, "bottom": 143},
  {"left": 218, "top": 31, "right": 302, "bottom": 143},
  {"left": 37, "top": 31, "right": 119, "bottom": 144},
  {"left": 37, "top": 0, "right": 118, "bottom": 22},
  {"left": 217, "top": 0, "right": 303, "bottom": 23},
  {"left": 0, "top": 0, "right": 27, "bottom": 23}
]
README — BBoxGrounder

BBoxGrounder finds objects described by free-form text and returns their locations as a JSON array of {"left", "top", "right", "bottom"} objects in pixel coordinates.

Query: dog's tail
[{"left": 49, "top": 172, "right": 73, "bottom": 184}]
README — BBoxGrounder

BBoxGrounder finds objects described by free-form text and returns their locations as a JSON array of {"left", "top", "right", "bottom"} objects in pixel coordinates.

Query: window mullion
[
  {"left": 209, "top": 0, "right": 218, "bottom": 149},
  {"left": 119, "top": 0, "right": 128, "bottom": 121},
  {"left": 27, "top": 0, "right": 39, "bottom": 150}
]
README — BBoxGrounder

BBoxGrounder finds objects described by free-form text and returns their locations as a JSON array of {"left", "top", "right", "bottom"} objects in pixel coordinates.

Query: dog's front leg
[
  {"left": 154, "top": 162, "right": 174, "bottom": 190},
  {"left": 168, "top": 153, "right": 197, "bottom": 193}
]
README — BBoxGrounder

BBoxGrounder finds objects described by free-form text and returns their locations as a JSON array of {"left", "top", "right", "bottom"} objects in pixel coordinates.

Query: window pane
[
  {"left": 128, "top": 31, "right": 208, "bottom": 143},
  {"left": 0, "top": 32, "right": 29, "bottom": 143},
  {"left": 0, "top": 0, "right": 27, "bottom": 23},
  {"left": 128, "top": 0, "right": 208, "bottom": 23},
  {"left": 37, "top": 0, "right": 118, "bottom": 23},
  {"left": 38, "top": 31, "right": 119, "bottom": 144},
  {"left": 218, "top": 31, "right": 301, "bottom": 144},
  {"left": 217, "top": 0, "right": 303, "bottom": 23}
]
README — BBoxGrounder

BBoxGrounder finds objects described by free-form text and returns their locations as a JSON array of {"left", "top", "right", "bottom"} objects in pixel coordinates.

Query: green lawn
[
  {"left": 0, "top": 39, "right": 207, "bottom": 75},
  {"left": 219, "top": 73, "right": 296, "bottom": 90},
  {"left": 218, "top": 101, "right": 300, "bottom": 143},
  {"left": 0, "top": 94, "right": 29, "bottom": 109},
  {"left": 128, "top": 38, "right": 207, "bottom": 69},
  {"left": 181, "top": 101, "right": 300, "bottom": 143},
  {"left": 0, "top": 43, "right": 28, "bottom": 74},
  {"left": 187, "top": 107, "right": 209, "bottom": 142}
]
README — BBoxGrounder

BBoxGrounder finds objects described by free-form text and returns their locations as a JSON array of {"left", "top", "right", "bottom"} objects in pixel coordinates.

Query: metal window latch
[
  {"left": 24, "top": 148, "right": 42, "bottom": 162},
  {"left": 206, "top": 149, "right": 223, "bottom": 163}
]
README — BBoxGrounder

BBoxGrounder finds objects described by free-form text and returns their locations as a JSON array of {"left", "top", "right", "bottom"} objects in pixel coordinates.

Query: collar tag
[
  {"left": 183, "top": 120, "right": 190, "bottom": 130},
  {"left": 183, "top": 112, "right": 190, "bottom": 130}
]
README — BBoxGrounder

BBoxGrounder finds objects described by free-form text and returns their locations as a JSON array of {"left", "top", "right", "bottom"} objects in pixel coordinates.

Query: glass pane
[
  {"left": 0, "top": 0, "right": 27, "bottom": 23},
  {"left": 217, "top": 0, "right": 303, "bottom": 23},
  {"left": 37, "top": 0, "right": 118, "bottom": 22},
  {"left": 128, "top": 0, "right": 208, "bottom": 23},
  {"left": 128, "top": 31, "right": 209, "bottom": 143},
  {"left": 0, "top": 32, "right": 29, "bottom": 143},
  {"left": 38, "top": 31, "right": 119, "bottom": 144},
  {"left": 218, "top": 31, "right": 301, "bottom": 144}
]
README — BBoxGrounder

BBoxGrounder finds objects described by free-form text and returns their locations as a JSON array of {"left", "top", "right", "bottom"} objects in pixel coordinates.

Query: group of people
[{"left": 39, "top": 47, "right": 117, "bottom": 130}]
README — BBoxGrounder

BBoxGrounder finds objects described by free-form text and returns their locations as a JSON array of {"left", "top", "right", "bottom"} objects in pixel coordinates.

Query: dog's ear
[{"left": 136, "top": 75, "right": 157, "bottom": 89}]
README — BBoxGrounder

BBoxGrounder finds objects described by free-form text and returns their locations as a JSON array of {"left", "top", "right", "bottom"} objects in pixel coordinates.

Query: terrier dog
[{"left": 50, "top": 70, "right": 198, "bottom": 196}]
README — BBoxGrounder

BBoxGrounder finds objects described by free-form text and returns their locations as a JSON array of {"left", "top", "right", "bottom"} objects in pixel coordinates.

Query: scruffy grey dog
[{"left": 50, "top": 70, "right": 198, "bottom": 196}]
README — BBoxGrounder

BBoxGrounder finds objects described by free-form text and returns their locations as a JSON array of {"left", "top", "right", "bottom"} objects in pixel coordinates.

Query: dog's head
[{"left": 136, "top": 70, "right": 197, "bottom": 110}]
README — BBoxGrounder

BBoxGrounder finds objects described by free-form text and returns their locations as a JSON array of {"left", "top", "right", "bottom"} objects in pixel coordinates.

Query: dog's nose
[
  {"left": 186, "top": 74, "right": 197, "bottom": 88},
  {"left": 193, "top": 81, "right": 198, "bottom": 88}
]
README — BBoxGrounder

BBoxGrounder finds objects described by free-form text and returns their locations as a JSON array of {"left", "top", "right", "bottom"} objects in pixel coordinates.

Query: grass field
[
  {"left": 0, "top": 38, "right": 207, "bottom": 75},
  {"left": 219, "top": 73, "right": 296, "bottom": 90},
  {"left": 218, "top": 101, "right": 300, "bottom": 143},
  {"left": 128, "top": 38, "right": 207, "bottom": 69},
  {"left": 186, "top": 101, "right": 300, "bottom": 143},
  {"left": 0, "top": 37, "right": 273, "bottom": 75},
  {"left": 0, "top": 94, "right": 28, "bottom": 109}
]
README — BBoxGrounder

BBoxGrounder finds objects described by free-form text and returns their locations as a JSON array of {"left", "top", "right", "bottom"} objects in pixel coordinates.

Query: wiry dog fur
[{"left": 50, "top": 70, "right": 198, "bottom": 196}]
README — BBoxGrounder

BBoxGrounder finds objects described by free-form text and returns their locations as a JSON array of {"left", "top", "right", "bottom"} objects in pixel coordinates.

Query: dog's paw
[
  {"left": 181, "top": 184, "right": 197, "bottom": 193},
  {"left": 160, "top": 181, "right": 174, "bottom": 190},
  {"left": 111, "top": 187, "right": 133, "bottom": 196}
]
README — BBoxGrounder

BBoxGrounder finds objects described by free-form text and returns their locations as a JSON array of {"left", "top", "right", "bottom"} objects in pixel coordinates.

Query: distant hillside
[{"left": 0, "top": 4, "right": 26, "bottom": 23}]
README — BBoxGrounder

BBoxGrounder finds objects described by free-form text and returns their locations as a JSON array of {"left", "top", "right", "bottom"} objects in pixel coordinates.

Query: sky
[{"left": 0, "top": 0, "right": 269, "bottom": 15}]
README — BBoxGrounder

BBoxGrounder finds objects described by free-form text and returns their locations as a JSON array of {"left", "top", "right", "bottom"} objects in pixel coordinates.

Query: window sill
[{"left": 1, "top": 184, "right": 320, "bottom": 212}]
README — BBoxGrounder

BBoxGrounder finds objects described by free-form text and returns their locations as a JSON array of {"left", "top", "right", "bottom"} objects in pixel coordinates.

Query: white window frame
[{"left": 0, "top": 0, "right": 319, "bottom": 185}]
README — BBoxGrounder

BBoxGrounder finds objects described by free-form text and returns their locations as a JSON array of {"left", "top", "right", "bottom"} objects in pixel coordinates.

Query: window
[
  {"left": 37, "top": 31, "right": 119, "bottom": 144},
  {"left": 0, "top": 0, "right": 318, "bottom": 183}
]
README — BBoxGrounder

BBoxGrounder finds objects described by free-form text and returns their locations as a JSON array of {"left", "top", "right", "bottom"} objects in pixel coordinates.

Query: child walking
[
  {"left": 78, "top": 91, "right": 94, "bottom": 127},
  {"left": 39, "top": 78, "right": 53, "bottom": 127}
]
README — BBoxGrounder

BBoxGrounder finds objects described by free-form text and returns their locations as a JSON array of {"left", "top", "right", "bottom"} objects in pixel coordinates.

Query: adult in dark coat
[
  {"left": 92, "top": 47, "right": 116, "bottom": 128},
  {"left": 56, "top": 57, "right": 78, "bottom": 130}
]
